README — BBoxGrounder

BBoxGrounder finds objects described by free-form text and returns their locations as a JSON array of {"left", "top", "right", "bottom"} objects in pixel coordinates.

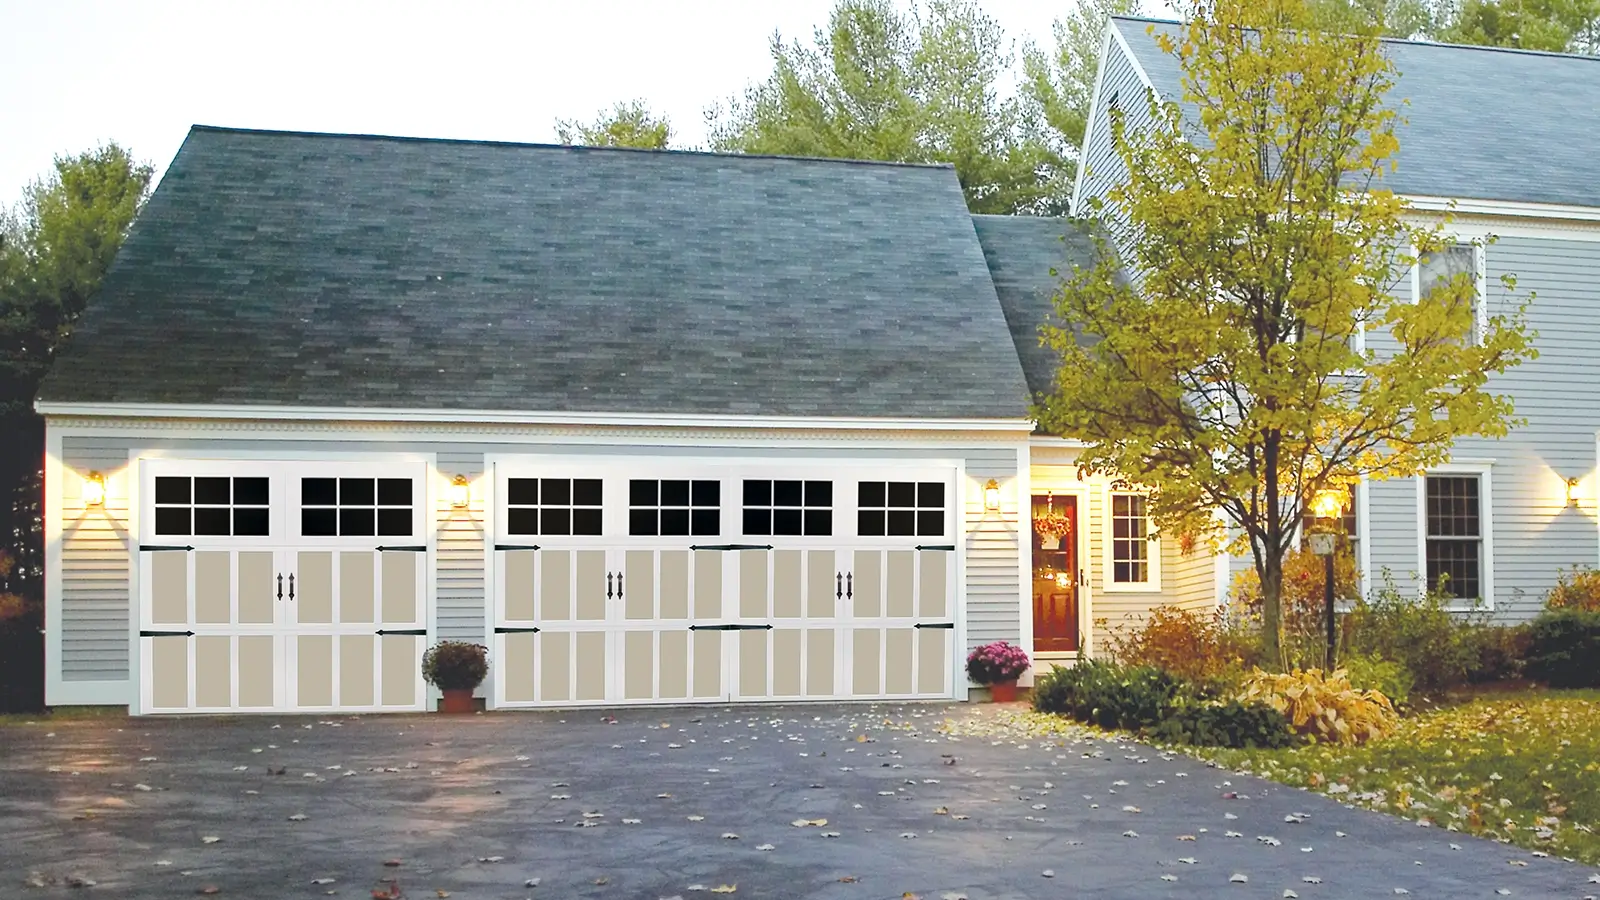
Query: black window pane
[
  {"left": 377, "top": 478, "right": 412, "bottom": 506},
  {"left": 155, "top": 506, "right": 191, "bottom": 536},
  {"left": 193, "top": 507, "right": 230, "bottom": 535},
  {"left": 660, "top": 508, "right": 690, "bottom": 535},
  {"left": 155, "top": 476, "right": 190, "bottom": 505},
  {"left": 773, "top": 480, "right": 803, "bottom": 507},
  {"left": 301, "top": 508, "right": 337, "bottom": 536},
  {"left": 1115, "top": 561, "right": 1131, "bottom": 583},
  {"left": 630, "top": 508, "right": 659, "bottom": 536},
  {"left": 692, "top": 480, "right": 720, "bottom": 506},
  {"left": 1113, "top": 517, "right": 1131, "bottom": 539},
  {"left": 339, "top": 508, "right": 376, "bottom": 536},
  {"left": 1112, "top": 494, "right": 1130, "bottom": 518},
  {"left": 541, "top": 507, "right": 571, "bottom": 536},
  {"left": 340, "top": 478, "right": 375, "bottom": 506},
  {"left": 804, "top": 509, "right": 832, "bottom": 536},
  {"left": 507, "top": 478, "right": 539, "bottom": 506},
  {"left": 773, "top": 508, "right": 803, "bottom": 535},
  {"left": 508, "top": 507, "right": 540, "bottom": 535},
  {"left": 887, "top": 482, "right": 916, "bottom": 508},
  {"left": 918, "top": 482, "right": 944, "bottom": 508},
  {"left": 743, "top": 509, "right": 771, "bottom": 536},
  {"left": 805, "top": 480, "right": 832, "bottom": 506},
  {"left": 917, "top": 510, "right": 943, "bottom": 536},
  {"left": 572, "top": 508, "right": 603, "bottom": 535},
  {"left": 692, "top": 509, "right": 720, "bottom": 536},
  {"left": 630, "top": 480, "right": 658, "bottom": 506},
  {"left": 542, "top": 479, "right": 571, "bottom": 505},
  {"left": 744, "top": 480, "right": 771, "bottom": 506},
  {"left": 858, "top": 510, "right": 885, "bottom": 537},
  {"left": 887, "top": 509, "right": 916, "bottom": 536},
  {"left": 233, "top": 507, "right": 270, "bottom": 536},
  {"left": 661, "top": 480, "right": 690, "bottom": 507},
  {"left": 233, "top": 477, "right": 269, "bottom": 506},
  {"left": 195, "top": 477, "right": 230, "bottom": 505},
  {"left": 573, "top": 479, "right": 603, "bottom": 506},
  {"left": 377, "top": 508, "right": 411, "bottom": 536},
  {"left": 858, "top": 482, "right": 885, "bottom": 508},
  {"left": 302, "top": 478, "right": 337, "bottom": 506}
]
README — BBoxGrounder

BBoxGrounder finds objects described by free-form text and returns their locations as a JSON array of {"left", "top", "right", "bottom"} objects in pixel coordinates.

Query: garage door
[
  {"left": 491, "top": 461, "right": 957, "bottom": 707},
  {"left": 136, "top": 459, "right": 429, "bottom": 714}
]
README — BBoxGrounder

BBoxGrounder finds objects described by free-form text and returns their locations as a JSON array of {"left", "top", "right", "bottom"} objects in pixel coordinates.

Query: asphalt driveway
[{"left": 1, "top": 703, "right": 1594, "bottom": 899}]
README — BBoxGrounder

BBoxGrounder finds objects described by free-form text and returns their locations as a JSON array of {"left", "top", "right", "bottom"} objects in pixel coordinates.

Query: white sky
[{"left": 0, "top": 0, "right": 1089, "bottom": 202}]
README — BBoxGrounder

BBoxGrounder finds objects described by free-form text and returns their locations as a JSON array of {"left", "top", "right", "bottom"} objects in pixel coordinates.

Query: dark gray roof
[
  {"left": 39, "top": 126, "right": 1032, "bottom": 419},
  {"left": 970, "top": 215, "right": 1098, "bottom": 400},
  {"left": 1112, "top": 16, "right": 1600, "bottom": 208}
]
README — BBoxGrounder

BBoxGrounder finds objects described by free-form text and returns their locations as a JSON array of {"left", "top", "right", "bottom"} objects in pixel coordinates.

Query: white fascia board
[
  {"left": 1402, "top": 194, "right": 1600, "bottom": 223},
  {"left": 1029, "top": 435, "right": 1088, "bottom": 448},
  {"left": 1108, "top": 19, "right": 1159, "bottom": 94},
  {"left": 34, "top": 401, "right": 1036, "bottom": 434}
]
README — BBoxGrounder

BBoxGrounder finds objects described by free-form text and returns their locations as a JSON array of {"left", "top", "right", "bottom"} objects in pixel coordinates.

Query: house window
[
  {"left": 743, "top": 480, "right": 831, "bottom": 536},
  {"left": 631, "top": 479, "right": 719, "bottom": 536},
  {"left": 301, "top": 478, "right": 414, "bottom": 537},
  {"left": 857, "top": 481, "right": 944, "bottom": 537},
  {"left": 154, "top": 476, "right": 269, "bottom": 536},
  {"left": 506, "top": 478, "right": 603, "bottom": 536},
  {"left": 1417, "top": 243, "right": 1481, "bottom": 344},
  {"left": 1425, "top": 475, "right": 1482, "bottom": 600},
  {"left": 1110, "top": 493, "right": 1153, "bottom": 585}
]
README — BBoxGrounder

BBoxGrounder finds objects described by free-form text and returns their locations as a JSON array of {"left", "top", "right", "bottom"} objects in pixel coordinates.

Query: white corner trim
[
  {"left": 1415, "top": 462, "right": 1495, "bottom": 610},
  {"left": 43, "top": 424, "right": 65, "bottom": 705},
  {"left": 33, "top": 401, "right": 1036, "bottom": 434},
  {"left": 1099, "top": 486, "right": 1162, "bottom": 593}
]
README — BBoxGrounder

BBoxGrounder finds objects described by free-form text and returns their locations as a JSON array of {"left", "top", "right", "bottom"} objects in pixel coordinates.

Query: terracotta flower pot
[
  {"left": 989, "top": 680, "right": 1020, "bottom": 703},
  {"left": 440, "top": 688, "right": 476, "bottom": 713}
]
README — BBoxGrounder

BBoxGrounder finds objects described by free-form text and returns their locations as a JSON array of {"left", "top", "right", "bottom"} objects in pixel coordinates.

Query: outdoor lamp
[
  {"left": 82, "top": 471, "right": 106, "bottom": 507},
  {"left": 1311, "top": 487, "right": 1345, "bottom": 522},
  {"left": 983, "top": 479, "right": 1001, "bottom": 512},
  {"left": 448, "top": 474, "right": 471, "bottom": 509},
  {"left": 1309, "top": 486, "right": 1346, "bottom": 672},
  {"left": 1568, "top": 477, "right": 1580, "bottom": 508}
]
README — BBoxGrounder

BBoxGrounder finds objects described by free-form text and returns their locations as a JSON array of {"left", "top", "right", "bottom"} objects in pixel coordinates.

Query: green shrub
[
  {"left": 1524, "top": 609, "right": 1600, "bottom": 688},
  {"left": 1031, "top": 659, "right": 1193, "bottom": 730},
  {"left": 1149, "top": 699, "right": 1296, "bottom": 749},
  {"left": 1343, "top": 577, "right": 1485, "bottom": 693},
  {"left": 421, "top": 641, "right": 489, "bottom": 691},
  {"left": 1467, "top": 624, "right": 1531, "bottom": 683},
  {"left": 1341, "top": 653, "right": 1413, "bottom": 708}
]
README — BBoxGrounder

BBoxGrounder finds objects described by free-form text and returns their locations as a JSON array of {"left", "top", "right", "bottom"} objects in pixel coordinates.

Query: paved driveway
[{"left": 1, "top": 703, "right": 1594, "bottom": 899}]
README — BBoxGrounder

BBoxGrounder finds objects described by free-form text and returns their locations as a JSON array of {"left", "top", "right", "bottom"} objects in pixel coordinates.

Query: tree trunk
[{"left": 1260, "top": 551, "right": 1284, "bottom": 670}]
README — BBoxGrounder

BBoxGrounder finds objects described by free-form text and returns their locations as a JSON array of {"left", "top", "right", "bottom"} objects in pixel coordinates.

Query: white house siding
[{"left": 47, "top": 425, "right": 1027, "bottom": 701}]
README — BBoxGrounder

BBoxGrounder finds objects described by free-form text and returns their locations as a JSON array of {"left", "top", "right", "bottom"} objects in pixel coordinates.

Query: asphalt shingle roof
[
  {"left": 1111, "top": 15, "right": 1600, "bottom": 208},
  {"left": 39, "top": 126, "right": 1034, "bottom": 419},
  {"left": 970, "top": 215, "right": 1098, "bottom": 401}
]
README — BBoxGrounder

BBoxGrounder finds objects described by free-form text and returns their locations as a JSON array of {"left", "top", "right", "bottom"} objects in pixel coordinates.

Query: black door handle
[
  {"left": 277, "top": 573, "right": 283, "bottom": 601},
  {"left": 836, "top": 572, "right": 843, "bottom": 600},
  {"left": 617, "top": 572, "right": 623, "bottom": 599},
  {"left": 607, "top": 572, "right": 614, "bottom": 599},
  {"left": 846, "top": 572, "right": 852, "bottom": 599},
  {"left": 288, "top": 573, "right": 295, "bottom": 601}
]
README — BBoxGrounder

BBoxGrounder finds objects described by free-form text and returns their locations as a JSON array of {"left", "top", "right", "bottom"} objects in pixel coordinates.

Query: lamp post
[{"left": 1309, "top": 487, "right": 1346, "bottom": 671}]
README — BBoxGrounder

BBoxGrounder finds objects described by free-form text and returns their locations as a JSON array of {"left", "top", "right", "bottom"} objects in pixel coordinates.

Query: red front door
[{"left": 1031, "top": 494, "right": 1079, "bottom": 652}]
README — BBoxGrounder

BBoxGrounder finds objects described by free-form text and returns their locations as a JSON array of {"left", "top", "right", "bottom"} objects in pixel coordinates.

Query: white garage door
[
  {"left": 136, "top": 459, "right": 429, "bottom": 714},
  {"left": 491, "top": 461, "right": 957, "bottom": 708}
]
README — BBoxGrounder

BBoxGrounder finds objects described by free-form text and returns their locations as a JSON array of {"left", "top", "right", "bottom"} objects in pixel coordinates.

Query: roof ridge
[{"left": 186, "top": 124, "right": 958, "bottom": 171}]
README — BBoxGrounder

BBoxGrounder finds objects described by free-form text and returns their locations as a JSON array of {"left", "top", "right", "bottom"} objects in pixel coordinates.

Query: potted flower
[
  {"left": 966, "top": 641, "right": 1031, "bottom": 702},
  {"left": 422, "top": 641, "right": 489, "bottom": 713}
]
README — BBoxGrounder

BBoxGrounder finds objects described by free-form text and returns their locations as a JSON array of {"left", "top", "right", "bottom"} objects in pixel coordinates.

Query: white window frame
[
  {"left": 1101, "top": 487, "right": 1161, "bottom": 592},
  {"left": 1415, "top": 460, "right": 1494, "bottom": 610},
  {"left": 1411, "top": 238, "right": 1488, "bottom": 346}
]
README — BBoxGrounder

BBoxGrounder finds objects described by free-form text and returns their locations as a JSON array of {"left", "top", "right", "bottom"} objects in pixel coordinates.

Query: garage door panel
[
  {"left": 195, "top": 636, "right": 231, "bottom": 707},
  {"left": 917, "top": 627, "right": 947, "bottom": 695},
  {"left": 773, "top": 551, "right": 801, "bottom": 618},
  {"left": 887, "top": 551, "right": 915, "bottom": 618},
  {"left": 576, "top": 552, "right": 607, "bottom": 621},
  {"left": 504, "top": 551, "right": 536, "bottom": 621},
  {"left": 149, "top": 636, "right": 188, "bottom": 709},
  {"left": 380, "top": 635, "right": 419, "bottom": 707},
  {"left": 381, "top": 552, "right": 419, "bottom": 625},
  {"left": 852, "top": 629, "right": 880, "bottom": 696},
  {"left": 625, "top": 630, "right": 653, "bottom": 699},
  {"left": 151, "top": 552, "right": 188, "bottom": 625},
  {"left": 625, "top": 551, "right": 655, "bottom": 620},
  {"left": 739, "top": 550, "right": 768, "bottom": 618},
  {"left": 540, "top": 632, "right": 571, "bottom": 701},
  {"left": 693, "top": 551, "right": 721, "bottom": 619},
  {"left": 340, "top": 634, "right": 376, "bottom": 707},
  {"left": 195, "top": 553, "right": 231, "bottom": 624},
  {"left": 297, "top": 552, "right": 334, "bottom": 624},
  {"left": 806, "top": 629, "right": 835, "bottom": 697},
  {"left": 807, "top": 550, "right": 834, "bottom": 618},
  {"left": 693, "top": 629, "right": 723, "bottom": 698},
  {"left": 575, "top": 631, "right": 606, "bottom": 700},
  {"left": 739, "top": 628, "right": 767, "bottom": 697},
  {"left": 540, "top": 552, "right": 571, "bottom": 620},
  {"left": 919, "top": 551, "right": 948, "bottom": 618},
  {"left": 659, "top": 630, "right": 689, "bottom": 699},
  {"left": 340, "top": 551, "right": 375, "bottom": 623},
  {"left": 885, "top": 628, "right": 914, "bottom": 694},
  {"left": 772, "top": 628, "right": 802, "bottom": 696},
  {"left": 297, "top": 635, "right": 334, "bottom": 707},
  {"left": 502, "top": 632, "right": 536, "bottom": 703},
  {"left": 660, "top": 551, "right": 689, "bottom": 619},
  {"left": 853, "top": 550, "right": 881, "bottom": 617},
  {"left": 238, "top": 636, "right": 275, "bottom": 707}
]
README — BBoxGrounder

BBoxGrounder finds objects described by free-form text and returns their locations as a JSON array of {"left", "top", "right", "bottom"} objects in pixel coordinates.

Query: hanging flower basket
[{"left": 1033, "top": 496, "right": 1072, "bottom": 549}]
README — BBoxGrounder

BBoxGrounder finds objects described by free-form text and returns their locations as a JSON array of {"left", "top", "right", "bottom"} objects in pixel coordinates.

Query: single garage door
[
  {"left": 136, "top": 458, "right": 429, "bottom": 714},
  {"left": 491, "top": 460, "right": 957, "bottom": 707}
]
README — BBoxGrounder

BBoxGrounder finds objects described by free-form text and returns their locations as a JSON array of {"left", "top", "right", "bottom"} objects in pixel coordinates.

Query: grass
[{"left": 1196, "top": 689, "right": 1600, "bottom": 865}]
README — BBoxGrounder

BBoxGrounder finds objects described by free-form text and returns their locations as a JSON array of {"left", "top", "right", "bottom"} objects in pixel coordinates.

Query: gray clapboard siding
[
  {"left": 435, "top": 450, "right": 485, "bottom": 643},
  {"left": 61, "top": 437, "right": 134, "bottom": 681},
  {"left": 963, "top": 448, "right": 1024, "bottom": 652},
  {"left": 1074, "top": 31, "right": 1153, "bottom": 219}
]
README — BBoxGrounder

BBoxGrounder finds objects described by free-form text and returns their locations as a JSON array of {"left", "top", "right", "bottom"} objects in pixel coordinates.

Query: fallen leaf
[
  {"left": 201, "top": 836, "right": 221, "bottom": 844},
  {"left": 710, "top": 885, "right": 737, "bottom": 894},
  {"left": 838, "top": 876, "right": 859, "bottom": 883},
  {"left": 1231, "top": 873, "right": 1249, "bottom": 883},
  {"left": 288, "top": 813, "right": 308, "bottom": 822}
]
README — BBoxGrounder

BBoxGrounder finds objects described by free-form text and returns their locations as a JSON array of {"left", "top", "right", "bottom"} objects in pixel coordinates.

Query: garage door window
[
  {"left": 630, "top": 479, "right": 720, "bottom": 536},
  {"left": 507, "top": 478, "right": 603, "bottom": 536},
  {"left": 301, "top": 477, "right": 414, "bottom": 537},
  {"left": 743, "top": 480, "right": 832, "bottom": 536},
  {"left": 857, "top": 481, "right": 944, "bottom": 537},
  {"left": 154, "top": 476, "right": 270, "bottom": 536}
]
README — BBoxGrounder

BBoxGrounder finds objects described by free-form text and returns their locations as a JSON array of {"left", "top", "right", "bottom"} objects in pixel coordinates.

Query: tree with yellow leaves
[{"left": 1038, "top": 0, "right": 1535, "bottom": 665}]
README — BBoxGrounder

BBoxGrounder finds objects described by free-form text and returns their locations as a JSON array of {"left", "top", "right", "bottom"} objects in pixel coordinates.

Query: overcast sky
[{"left": 0, "top": 0, "right": 1097, "bottom": 203}]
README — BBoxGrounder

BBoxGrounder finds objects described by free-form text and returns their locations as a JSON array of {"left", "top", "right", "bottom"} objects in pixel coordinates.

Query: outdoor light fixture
[
  {"left": 82, "top": 471, "right": 106, "bottom": 507},
  {"left": 1310, "top": 487, "right": 1346, "bottom": 522},
  {"left": 448, "top": 474, "right": 470, "bottom": 509},
  {"left": 983, "top": 479, "right": 1001, "bottom": 512},
  {"left": 1308, "top": 486, "right": 1347, "bottom": 672},
  {"left": 1568, "top": 477, "right": 1581, "bottom": 508}
]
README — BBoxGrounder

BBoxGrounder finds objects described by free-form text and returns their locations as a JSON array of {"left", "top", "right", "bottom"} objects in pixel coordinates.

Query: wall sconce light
[
  {"left": 83, "top": 471, "right": 106, "bottom": 507},
  {"left": 983, "top": 479, "right": 1001, "bottom": 512},
  {"left": 1568, "top": 477, "right": 1580, "bottom": 508},
  {"left": 448, "top": 474, "right": 470, "bottom": 509}
]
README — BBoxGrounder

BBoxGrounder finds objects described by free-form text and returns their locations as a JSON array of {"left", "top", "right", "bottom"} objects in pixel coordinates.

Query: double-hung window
[
  {"left": 1416, "top": 243, "right": 1483, "bottom": 345},
  {"left": 1104, "top": 491, "right": 1159, "bottom": 590},
  {"left": 1424, "top": 474, "right": 1485, "bottom": 602}
]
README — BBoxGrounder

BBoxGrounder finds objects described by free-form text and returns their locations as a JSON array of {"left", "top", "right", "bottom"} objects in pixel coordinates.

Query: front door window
[{"left": 1032, "top": 493, "right": 1079, "bottom": 652}]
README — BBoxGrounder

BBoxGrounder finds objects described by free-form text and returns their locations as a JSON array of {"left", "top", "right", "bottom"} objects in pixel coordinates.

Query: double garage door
[
  {"left": 490, "top": 460, "right": 958, "bottom": 707},
  {"left": 135, "top": 459, "right": 429, "bottom": 714}
]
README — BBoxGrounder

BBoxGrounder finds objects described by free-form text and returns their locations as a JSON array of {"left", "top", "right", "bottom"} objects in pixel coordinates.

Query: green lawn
[{"left": 1198, "top": 690, "right": 1600, "bottom": 865}]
